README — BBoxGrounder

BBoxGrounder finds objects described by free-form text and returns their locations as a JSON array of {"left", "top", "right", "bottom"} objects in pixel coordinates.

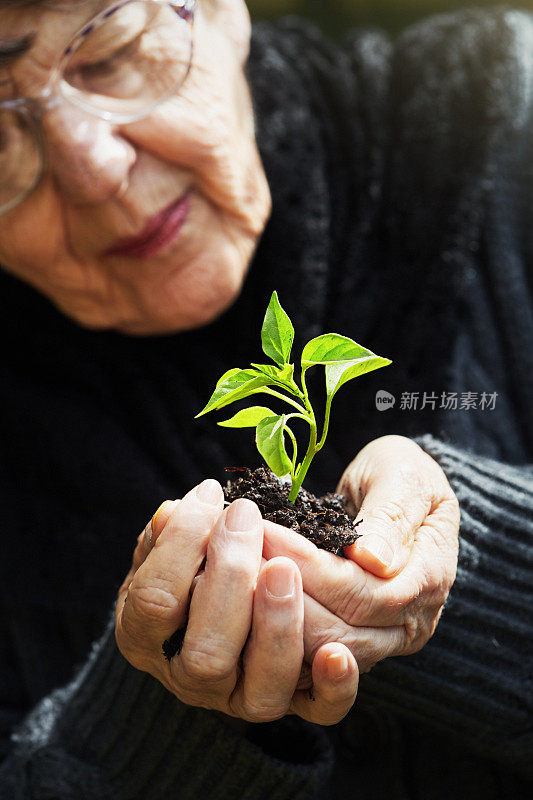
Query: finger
[
  {"left": 117, "top": 499, "right": 181, "bottom": 615},
  {"left": 135, "top": 500, "right": 180, "bottom": 568},
  {"left": 173, "top": 499, "right": 263, "bottom": 702},
  {"left": 301, "top": 593, "right": 406, "bottom": 673},
  {"left": 231, "top": 558, "right": 304, "bottom": 722},
  {"left": 118, "top": 479, "right": 224, "bottom": 646},
  {"left": 340, "top": 438, "right": 441, "bottom": 577},
  {"left": 263, "top": 520, "right": 382, "bottom": 625},
  {"left": 147, "top": 499, "right": 179, "bottom": 548},
  {"left": 263, "top": 520, "right": 439, "bottom": 630},
  {"left": 290, "top": 643, "right": 358, "bottom": 725}
]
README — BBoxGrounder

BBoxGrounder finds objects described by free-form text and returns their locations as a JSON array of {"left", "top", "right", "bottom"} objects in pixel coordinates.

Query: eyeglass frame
[{"left": 0, "top": 0, "right": 196, "bottom": 215}]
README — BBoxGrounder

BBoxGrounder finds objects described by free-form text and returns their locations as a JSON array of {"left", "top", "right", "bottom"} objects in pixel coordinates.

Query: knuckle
[
  {"left": 372, "top": 498, "right": 417, "bottom": 533},
  {"left": 266, "top": 620, "right": 304, "bottom": 653},
  {"left": 118, "top": 574, "right": 133, "bottom": 597},
  {"left": 209, "top": 549, "right": 257, "bottom": 586},
  {"left": 425, "top": 518, "right": 459, "bottom": 562},
  {"left": 397, "top": 461, "right": 427, "bottom": 492},
  {"left": 381, "top": 591, "right": 410, "bottom": 618},
  {"left": 396, "top": 559, "right": 454, "bottom": 654},
  {"left": 402, "top": 612, "right": 420, "bottom": 651},
  {"left": 241, "top": 699, "right": 287, "bottom": 723},
  {"left": 440, "top": 493, "right": 461, "bottom": 532},
  {"left": 180, "top": 640, "right": 236, "bottom": 684},
  {"left": 402, "top": 588, "right": 447, "bottom": 655},
  {"left": 403, "top": 616, "right": 433, "bottom": 655},
  {"left": 418, "top": 551, "right": 456, "bottom": 600},
  {"left": 128, "top": 580, "right": 183, "bottom": 625}
]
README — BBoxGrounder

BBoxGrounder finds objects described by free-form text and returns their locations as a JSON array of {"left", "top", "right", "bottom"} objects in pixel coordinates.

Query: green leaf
[
  {"left": 301, "top": 334, "right": 377, "bottom": 369},
  {"left": 256, "top": 414, "right": 292, "bottom": 477},
  {"left": 218, "top": 406, "right": 275, "bottom": 428},
  {"left": 196, "top": 369, "right": 273, "bottom": 417},
  {"left": 325, "top": 357, "right": 392, "bottom": 401},
  {"left": 251, "top": 363, "right": 294, "bottom": 383},
  {"left": 261, "top": 291, "right": 295, "bottom": 367},
  {"left": 216, "top": 368, "right": 240, "bottom": 387}
]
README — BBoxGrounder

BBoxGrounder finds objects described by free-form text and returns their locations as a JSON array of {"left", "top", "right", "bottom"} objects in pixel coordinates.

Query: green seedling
[{"left": 196, "top": 292, "right": 391, "bottom": 503}]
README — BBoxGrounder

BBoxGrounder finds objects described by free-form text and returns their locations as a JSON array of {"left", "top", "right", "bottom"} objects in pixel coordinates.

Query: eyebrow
[{"left": 0, "top": 33, "right": 35, "bottom": 67}]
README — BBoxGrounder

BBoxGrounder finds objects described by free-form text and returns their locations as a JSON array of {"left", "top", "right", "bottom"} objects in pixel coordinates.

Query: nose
[{"left": 42, "top": 104, "right": 137, "bottom": 204}]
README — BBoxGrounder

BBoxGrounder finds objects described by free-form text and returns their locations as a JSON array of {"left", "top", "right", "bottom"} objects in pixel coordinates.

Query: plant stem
[
  {"left": 285, "top": 412, "right": 313, "bottom": 425},
  {"left": 288, "top": 367, "right": 317, "bottom": 502},
  {"left": 316, "top": 396, "right": 333, "bottom": 451},
  {"left": 284, "top": 425, "right": 298, "bottom": 474},
  {"left": 300, "top": 368, "right": 314, "bottom": 415},
  {"left": 257, "top": 388, "right": 307, "bottom": 414},
  {"left": 288, "top": 421, "right": 317, "bottom": 502}
]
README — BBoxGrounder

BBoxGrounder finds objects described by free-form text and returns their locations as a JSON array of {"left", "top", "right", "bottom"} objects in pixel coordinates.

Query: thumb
[{"left": 343, "top": 475, "right": 431, "bottom": 579}]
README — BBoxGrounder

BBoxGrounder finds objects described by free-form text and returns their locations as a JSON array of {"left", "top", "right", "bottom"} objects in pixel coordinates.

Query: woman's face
[{"left": 0, "top": 0, "right": 271, "bottom": 334}]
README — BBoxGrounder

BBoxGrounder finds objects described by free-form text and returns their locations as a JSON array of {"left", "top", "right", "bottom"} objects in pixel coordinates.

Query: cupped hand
[
  {"left": 263, "top": 435, "right": 460, "bottom": 674},
  {"left": 115, "top": 480, "right": 358, "bottom": 725}
]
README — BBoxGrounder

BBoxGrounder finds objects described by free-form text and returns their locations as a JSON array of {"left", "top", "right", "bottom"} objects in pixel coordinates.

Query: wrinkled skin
[
  {"left": 263, "top": 435, "right": 460, "bottom": 679},
  {"left": 116, "top": 437, "right": 459, "bottom": 723},
  {"left": 0, "top": 0, "right": 271, "bottom": 334},
  {"left": 116, "top": 485, "right": 359, "bottom": 725}
]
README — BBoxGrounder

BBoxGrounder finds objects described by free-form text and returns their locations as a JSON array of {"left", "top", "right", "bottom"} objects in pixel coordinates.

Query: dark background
[{"left": 247, "top": 1, "right": 532, "bottom": 34}]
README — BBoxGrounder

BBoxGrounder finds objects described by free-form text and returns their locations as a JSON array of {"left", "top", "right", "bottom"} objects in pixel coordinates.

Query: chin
[
  {"left": 117, "top": 251, "right": 250, "bottom": 336},
  {"left": 125, "top": 213, "right": 260, "bottom": 335}
]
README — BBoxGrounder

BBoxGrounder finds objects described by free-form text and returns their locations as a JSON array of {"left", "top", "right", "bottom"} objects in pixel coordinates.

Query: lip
[{"left": 104, "top": 192, "right": 191, "bottom": 259}]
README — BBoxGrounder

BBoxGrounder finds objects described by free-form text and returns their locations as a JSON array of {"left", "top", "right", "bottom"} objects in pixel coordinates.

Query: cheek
[
  {"left": 124, "top": 45, "right": 256, "bottom": 214},
  {"left": 0, "top": 185, "right": 61, "bottom": 266},
  {"left": 0, "top": 182, "right": 85, "bottom": 295}
]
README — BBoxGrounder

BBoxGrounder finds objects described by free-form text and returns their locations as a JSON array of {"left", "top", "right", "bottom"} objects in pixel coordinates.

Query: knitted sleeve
[
  {"left": 0, "top": 615, "right": 332, "bottom": 800},
  {"left": 359, "top": 435, "right": 533, "bottom": 778}
]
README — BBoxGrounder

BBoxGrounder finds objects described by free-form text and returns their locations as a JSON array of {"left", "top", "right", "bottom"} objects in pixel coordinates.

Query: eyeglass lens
[{"left": 0, "top": 1, "right": 192, "bottom": 214}]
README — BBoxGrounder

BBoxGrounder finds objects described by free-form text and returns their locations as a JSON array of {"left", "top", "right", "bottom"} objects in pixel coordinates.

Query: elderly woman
[{"left": 0, "top": 0, "right": 531, "bottom": 798}]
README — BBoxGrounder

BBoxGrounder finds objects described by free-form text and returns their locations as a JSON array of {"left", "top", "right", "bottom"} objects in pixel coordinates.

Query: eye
[
  {"left": 59, "top": 1, "right": 192, "bottom": 114},
  {"left": 65, "top": 38, "right": 139, "bottom": 88}
]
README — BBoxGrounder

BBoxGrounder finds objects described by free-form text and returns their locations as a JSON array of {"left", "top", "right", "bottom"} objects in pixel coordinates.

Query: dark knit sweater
[{"left": 0, "top": 7, "right": 532, "bottom": 799}]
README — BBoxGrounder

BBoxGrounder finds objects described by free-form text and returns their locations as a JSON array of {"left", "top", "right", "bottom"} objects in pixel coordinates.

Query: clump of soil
[{"left": 223, "top": 467, "right": 362, "bottom": 555}]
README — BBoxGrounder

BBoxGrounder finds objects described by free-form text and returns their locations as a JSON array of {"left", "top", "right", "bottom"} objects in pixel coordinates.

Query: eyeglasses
[{"left": 0, "top": 0, "right": 196, "bottom": 215}]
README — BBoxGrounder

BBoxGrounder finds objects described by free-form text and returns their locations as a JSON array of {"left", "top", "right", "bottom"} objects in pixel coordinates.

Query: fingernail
[
  {"left": 145, "top": 521, "right": 153, "bottom": 549},
  {"left": 150, "top": 500, "right": 167, "bottom": 547},
  {"left": 196, "top": 479, "right": 222, "bottom": 506},
  {"left": 326, "top": 651, "right": 349, "bottom": 680},
  {"left": 266, "top": 562, "right": 295, "bottom": 598},
  {"left": 358, "top": 534, "right": 394, "bottom": 567},
  {"left": 226, "top": 498, "right": 259, "bottom": 532}
]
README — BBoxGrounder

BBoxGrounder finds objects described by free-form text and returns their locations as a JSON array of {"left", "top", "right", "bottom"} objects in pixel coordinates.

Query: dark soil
[
  {"left": 223, "top": 467, "right": 362, "bottom": 555},
  {"left": 162, "top": 467, "right": 361, "bottom": 661}
]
